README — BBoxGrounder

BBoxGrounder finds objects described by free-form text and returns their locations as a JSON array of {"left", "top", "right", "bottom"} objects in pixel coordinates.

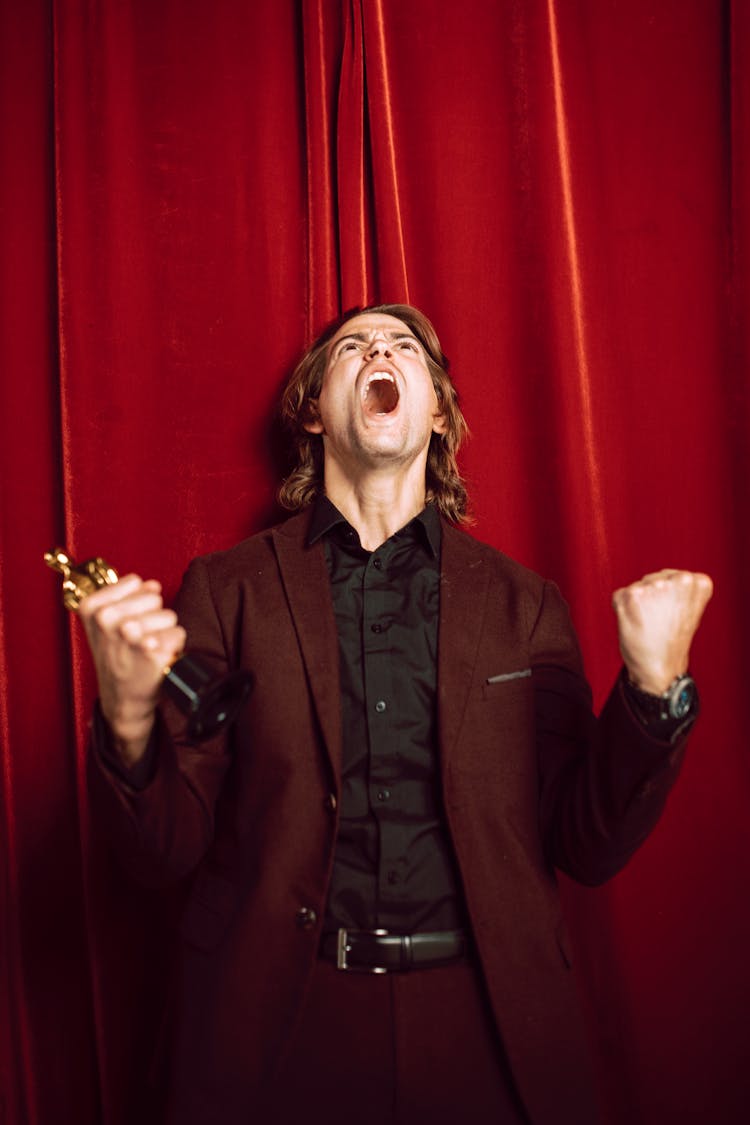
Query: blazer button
[
  {"left": 324, "top": 793, "right": 337, "bottom": 812},
  {"left": 296, "top": 906, "right": 318, "bottom": 930}
]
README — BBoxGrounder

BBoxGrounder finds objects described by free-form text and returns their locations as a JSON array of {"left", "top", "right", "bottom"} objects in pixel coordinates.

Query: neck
[{"left": 323, "top": 461, "right": 429, "bottom": 551}]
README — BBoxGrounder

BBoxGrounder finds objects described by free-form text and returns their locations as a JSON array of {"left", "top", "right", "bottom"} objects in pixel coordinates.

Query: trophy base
[{"left": 163, "top": 655, "right": 253, "bottom": 742}]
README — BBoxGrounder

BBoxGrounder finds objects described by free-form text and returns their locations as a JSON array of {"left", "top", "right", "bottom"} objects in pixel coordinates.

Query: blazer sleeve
[
  {"left": 533, "top": 580, "right": 691, "bottom": 886},
  {"left": 87, "top": 555, "right": 235, "bottom": 887}
]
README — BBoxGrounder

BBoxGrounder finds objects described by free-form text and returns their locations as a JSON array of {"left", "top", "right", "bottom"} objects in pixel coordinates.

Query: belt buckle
[{"left": 336, "top": 927, "right": 390, "bottom": 974}]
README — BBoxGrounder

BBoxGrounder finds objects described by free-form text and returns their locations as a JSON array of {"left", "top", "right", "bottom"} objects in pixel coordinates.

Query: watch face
[{"left": 670, "top": 678, "right": 696, "bottom": 720}]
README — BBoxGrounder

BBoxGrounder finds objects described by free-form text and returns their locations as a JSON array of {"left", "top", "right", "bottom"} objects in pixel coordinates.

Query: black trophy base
[{"left": 162, "top": 654, "right": 253, "bottom": 742}]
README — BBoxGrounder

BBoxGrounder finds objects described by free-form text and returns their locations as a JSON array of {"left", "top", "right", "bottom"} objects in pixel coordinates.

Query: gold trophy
[{"left": 44, "top": 547, "right": 252, "bottom": 741}]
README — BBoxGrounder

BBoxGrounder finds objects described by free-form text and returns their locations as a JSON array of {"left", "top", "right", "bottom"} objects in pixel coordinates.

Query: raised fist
[{"left": 612, "top": 569, "right": 713, "bottom": 694}]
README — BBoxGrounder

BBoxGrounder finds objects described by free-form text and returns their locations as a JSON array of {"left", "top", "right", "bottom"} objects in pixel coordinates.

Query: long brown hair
[{"left": 278, "top": 303, "right": 470, "bottom": 523}]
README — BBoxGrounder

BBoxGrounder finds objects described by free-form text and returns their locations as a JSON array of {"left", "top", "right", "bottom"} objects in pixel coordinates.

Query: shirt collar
[{"left": 307, "top": 494, "right": 441, "bottom": 558}]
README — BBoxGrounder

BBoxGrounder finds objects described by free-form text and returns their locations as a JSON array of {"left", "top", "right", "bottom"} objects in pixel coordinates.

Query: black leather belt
[{"left": 320, "top": 928, "right": 467, "bottom": 973}]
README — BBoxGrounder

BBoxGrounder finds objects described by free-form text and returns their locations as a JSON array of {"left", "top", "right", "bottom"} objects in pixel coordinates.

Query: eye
[
  {"left": 398, "top": 340, "right": 418, "bottom": 352},
  {"left": 339, "top": 341, "right": 359, "bottom": 353}
]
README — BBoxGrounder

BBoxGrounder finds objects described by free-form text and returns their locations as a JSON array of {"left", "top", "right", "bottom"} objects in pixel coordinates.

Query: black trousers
[{"left": 261, "top": 957, "right": 530, "bottom": 1125}]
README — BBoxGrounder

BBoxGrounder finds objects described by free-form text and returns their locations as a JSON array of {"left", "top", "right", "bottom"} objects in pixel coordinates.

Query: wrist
[
  {"left": 110, "top": 724, "right": 155, "bottom": 767},
  {"left": 624, "top": 665, "right": 686, "bottom": 695},
  {"left": 101, "top": 700, "right": 157, "bottom": 765},
  {"left": 622, "top": 670, "right": 699, "bottom": 726}
]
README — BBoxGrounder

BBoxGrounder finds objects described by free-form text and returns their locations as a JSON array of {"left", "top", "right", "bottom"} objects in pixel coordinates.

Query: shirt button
[
  {"left": 375, "top": 700, "right": 387, "bottom": 713},
  {"left": 372, "top": 558, "right": 383, "bottom": 570},
  {"left": 371, "top": 623, "right": 383, "bottom": 634},
  {"left": 296, "top": 907, "right": 318, "bottom": 930},
  {"left": 377, "top": 788, "right": 391, "bottom": 802},
  {"left": 324, "top": 793, "right": 337, "bottom": 812}
]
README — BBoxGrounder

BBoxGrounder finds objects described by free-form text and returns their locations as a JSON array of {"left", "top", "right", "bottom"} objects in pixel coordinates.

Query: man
[{"left": 83, "top": 304, "right": 712, "bottom": 1125}]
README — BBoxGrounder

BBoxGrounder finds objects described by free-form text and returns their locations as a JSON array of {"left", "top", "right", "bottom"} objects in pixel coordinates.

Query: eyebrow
[{"left": 332, "top": 330, "right": 420, "bottom": 347}]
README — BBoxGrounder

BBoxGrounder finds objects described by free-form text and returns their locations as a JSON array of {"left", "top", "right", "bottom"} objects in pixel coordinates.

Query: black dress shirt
[{"left": 308, "top": 496, "right": 467, "bottom": 935}]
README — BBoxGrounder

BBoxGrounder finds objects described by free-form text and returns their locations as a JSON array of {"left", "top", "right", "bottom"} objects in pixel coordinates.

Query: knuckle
[
  {"left": 94, "top": 604, "right": 117, "bottom": 629},
  {"left": 119, "top": 617, "right": 142, "bottom": 640}
]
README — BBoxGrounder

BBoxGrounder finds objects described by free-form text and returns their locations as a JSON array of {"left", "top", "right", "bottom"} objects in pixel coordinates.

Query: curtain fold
[
  {"left": 337, "top": 0, "right": 373, "bottom": 306},
  {"left": 543, "top": 0, "right": 609, "bottom": 582},
  {"left": 302, "top": 0, "right": 343, "bottom": 330},
  {"left": 2, "top": 2, "right": 749, "bottom": 1123},
  {"left": 362, "top": 0, "right": 410, "bottom": 302},
  {"left": 1, "top": 5, "right": 101, "bottom": 1124},
  {"left": 730, "top": 0, "right": 750, "bottom": 584}
]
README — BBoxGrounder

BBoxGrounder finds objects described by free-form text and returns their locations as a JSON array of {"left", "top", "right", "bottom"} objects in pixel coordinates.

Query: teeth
[{"left": 365, "top": 371, "right": 396, "bottom": 392}]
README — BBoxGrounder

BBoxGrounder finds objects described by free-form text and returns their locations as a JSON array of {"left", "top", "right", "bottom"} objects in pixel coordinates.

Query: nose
[{"left": 365, "top": 336, "right": 391, "bottom": 359}]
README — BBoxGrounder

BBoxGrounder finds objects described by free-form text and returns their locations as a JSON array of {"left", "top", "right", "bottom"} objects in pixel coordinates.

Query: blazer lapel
[
  {"left": 438, "top": 522, "right": 491, "bottom": 766},
  {"left": 271, "top": 513, "right": 502, "bottom": 782},
  {"left": 272, "top": 511, "right": 342, "bottom": 782}
]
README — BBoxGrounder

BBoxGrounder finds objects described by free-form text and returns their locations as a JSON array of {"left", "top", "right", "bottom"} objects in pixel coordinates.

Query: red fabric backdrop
[{"left": 1, "top": 2, "right": 749, "bottom": 1122}]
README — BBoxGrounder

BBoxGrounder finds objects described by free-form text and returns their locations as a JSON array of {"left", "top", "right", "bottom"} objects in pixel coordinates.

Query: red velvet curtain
[{"left": 2, "top": 2, "right": 748, "bottom": 1122}]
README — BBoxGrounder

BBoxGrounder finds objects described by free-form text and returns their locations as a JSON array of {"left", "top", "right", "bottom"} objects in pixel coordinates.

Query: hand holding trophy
[{"left": 44, "top": 548, "right": 252, "bottom": 743}]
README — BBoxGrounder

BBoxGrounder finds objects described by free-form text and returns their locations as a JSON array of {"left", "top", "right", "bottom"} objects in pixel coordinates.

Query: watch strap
[{"left": 621, "top": 671, "right": 699, "bottom": 741}]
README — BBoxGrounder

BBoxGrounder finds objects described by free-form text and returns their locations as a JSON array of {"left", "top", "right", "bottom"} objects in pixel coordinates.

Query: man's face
[{"left": 304, "top": 312, "right": 447, "bottom": 474}]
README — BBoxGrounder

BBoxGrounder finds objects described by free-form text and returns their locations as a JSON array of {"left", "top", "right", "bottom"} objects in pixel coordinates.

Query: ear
[
  {"left": 432, "top": 411, "right": 448, "bottom": 436},
  {"left": 303, "top": 399, "right": 325, "bottom": 435}
]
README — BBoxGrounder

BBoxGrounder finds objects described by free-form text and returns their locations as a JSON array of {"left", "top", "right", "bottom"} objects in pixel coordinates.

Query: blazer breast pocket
[{"left": 481, "top": 668, "right": 532, "bottom": 700}]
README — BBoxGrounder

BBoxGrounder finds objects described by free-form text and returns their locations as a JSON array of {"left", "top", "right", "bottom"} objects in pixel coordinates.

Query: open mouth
[{"left": 363, "top": 373, "right": 400, "bottom": 416}]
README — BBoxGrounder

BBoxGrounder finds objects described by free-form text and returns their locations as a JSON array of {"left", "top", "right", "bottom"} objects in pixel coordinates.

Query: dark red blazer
[{"left": 89, "top": 509, "right": 690, "bottom": 1125}]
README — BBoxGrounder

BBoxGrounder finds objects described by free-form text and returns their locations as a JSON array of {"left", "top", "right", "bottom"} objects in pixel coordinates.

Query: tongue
[{"left": 364, "top": 378, "right": 399, "bottom": 415}]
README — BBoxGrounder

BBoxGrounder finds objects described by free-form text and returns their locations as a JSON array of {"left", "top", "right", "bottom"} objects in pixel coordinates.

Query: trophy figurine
[{"left": 44, "top": 547, "right": 252, "bottom": 742}]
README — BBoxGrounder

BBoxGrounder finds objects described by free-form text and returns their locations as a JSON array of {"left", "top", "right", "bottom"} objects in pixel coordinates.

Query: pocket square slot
[{"left": 486, "top": 669, "right": 532, "bottom": 684}]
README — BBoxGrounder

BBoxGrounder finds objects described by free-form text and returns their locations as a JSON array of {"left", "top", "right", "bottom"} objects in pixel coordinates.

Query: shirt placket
[{"left": 362, "top": 542, "right": 406, "bottom": 917}]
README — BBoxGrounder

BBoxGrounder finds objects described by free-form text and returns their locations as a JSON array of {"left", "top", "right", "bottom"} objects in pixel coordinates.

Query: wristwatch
[{"left": 625, "top": 673, "right": 699, "bottom": 723}]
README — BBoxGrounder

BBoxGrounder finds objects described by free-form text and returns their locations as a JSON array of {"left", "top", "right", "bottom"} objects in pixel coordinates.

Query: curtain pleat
[
  {"left": 302, "top": 0, "right": 343, "bottom": 330},
  {"left": 362, "top": 0, "right": 410, "bottom": 302},
  {"left": 730, "top": 0, "right": 750, "bottom": 580},
  {"left": 544, "top": 0, "right": 609, "bottom": 580},
  {"left": 0, "top": 642, "right": 35, "bottom": 1125},
  {"left": 337, "top": 0, "right": 374, "bottom": 306},
  {"left": 1, "top": 3, "right": 101, "bottom": 1123}
]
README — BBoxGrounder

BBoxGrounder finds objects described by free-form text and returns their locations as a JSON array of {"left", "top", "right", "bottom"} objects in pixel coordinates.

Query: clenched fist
[
  {"left": 78, "top": 574, "right": 186, "bottom": 765},
  {"left": 612, "top": 569, "right": 713, "bottom": 694}
]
